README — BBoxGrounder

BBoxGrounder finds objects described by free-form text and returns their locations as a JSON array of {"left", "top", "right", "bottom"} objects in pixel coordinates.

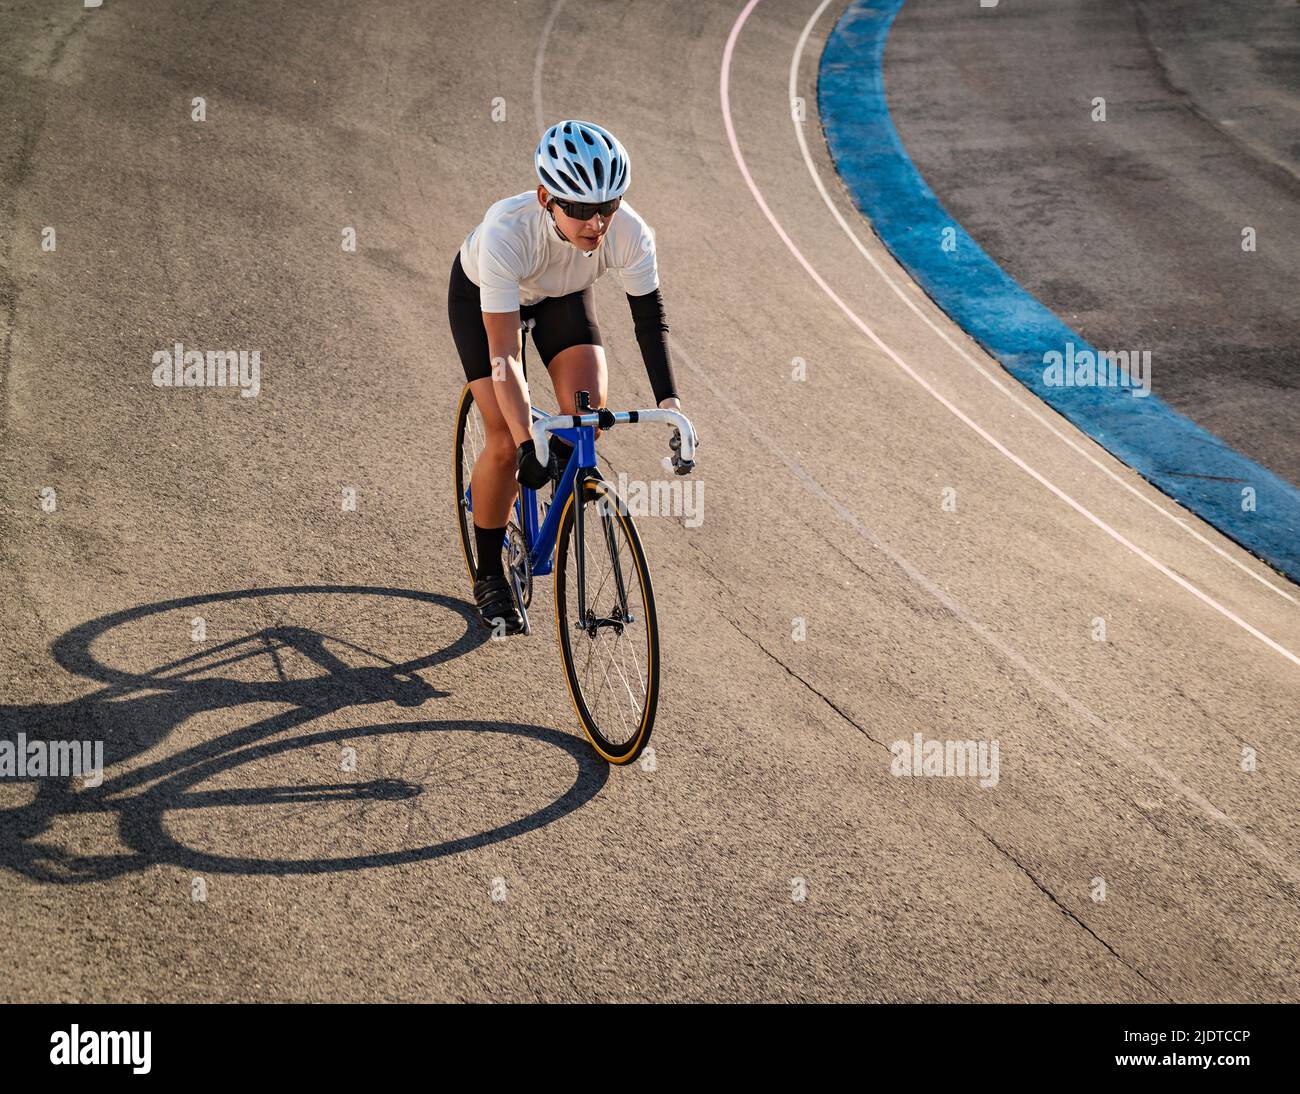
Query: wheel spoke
[{"left": 558, "top": 480, "right": 655, "bottom": 756}]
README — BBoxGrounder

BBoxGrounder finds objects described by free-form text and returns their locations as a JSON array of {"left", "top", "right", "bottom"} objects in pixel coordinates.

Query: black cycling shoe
[{"left": 473, "top": 574, "right": 524, "bottom": 634}]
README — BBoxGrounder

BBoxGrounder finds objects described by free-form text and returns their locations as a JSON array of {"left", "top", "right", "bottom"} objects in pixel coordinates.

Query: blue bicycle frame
[
  {"left": 462, "top": 390, "right": 696, "bottom": 631},
  {"left": 518, "top": 417, "right": 594, "bottom": 579}
]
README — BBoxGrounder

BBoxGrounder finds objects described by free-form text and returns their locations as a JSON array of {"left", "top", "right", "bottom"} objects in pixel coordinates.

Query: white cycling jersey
[{"left": 459, "top": 191, "right": 659, "bottom": 313}]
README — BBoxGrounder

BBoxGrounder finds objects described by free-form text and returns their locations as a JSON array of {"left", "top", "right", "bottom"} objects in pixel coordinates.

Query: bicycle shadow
[{"left": 0, "top": 585, "right": 608, "bottom": 882}]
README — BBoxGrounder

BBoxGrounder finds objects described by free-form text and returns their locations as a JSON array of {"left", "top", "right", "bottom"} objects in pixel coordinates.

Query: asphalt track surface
[
  {"left": 1, "top": 0, "right": 1298, "bottom": 1002},
  {"left": 885, "top": 0, "right": 1300, "bottom": 485}
]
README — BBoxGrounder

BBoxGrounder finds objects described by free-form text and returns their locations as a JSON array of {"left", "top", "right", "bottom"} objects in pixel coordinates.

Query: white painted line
[
  {"left": 530, "top": 0, "right": 1300, "bottom": 891},
  {"left": 532, "top": 0, "right": 567, "bottom": 138},
  {"left": 790, "top": 0, "right": 1295, "bottom": 605},
  {"left": 722, "top": 0, "right": 1299, "bottom": 668}
]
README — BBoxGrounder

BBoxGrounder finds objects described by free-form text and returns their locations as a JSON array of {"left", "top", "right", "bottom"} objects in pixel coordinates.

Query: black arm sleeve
[{"left": 626, "top": 287, "right": 678, "bottom": 405}]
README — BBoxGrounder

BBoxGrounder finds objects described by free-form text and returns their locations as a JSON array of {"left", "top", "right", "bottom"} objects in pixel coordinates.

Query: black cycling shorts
[{"left": 448, "top": 252, "right": 603, "bottom": 383}]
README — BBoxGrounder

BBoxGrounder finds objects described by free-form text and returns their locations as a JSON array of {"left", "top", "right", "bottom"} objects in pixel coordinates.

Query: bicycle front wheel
[{"left": 554, "top": 476, "right": 659, "bottom": 764}]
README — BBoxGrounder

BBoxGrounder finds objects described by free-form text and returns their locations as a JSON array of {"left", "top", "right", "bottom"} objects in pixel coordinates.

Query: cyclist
[{"left": 449, "top": 119, "right": 681, "bottom": 633}]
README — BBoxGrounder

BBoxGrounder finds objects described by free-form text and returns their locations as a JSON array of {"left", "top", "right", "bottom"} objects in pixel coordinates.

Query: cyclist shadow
[{"left": 0, "top": 584, "right": 608, "bottom": 882}]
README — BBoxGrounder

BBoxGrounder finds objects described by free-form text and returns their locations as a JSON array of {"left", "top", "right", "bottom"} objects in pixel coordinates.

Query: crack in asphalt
[
  {"left": 975, "top": 824, "right": 1169, "bottom": 1000},
  {"left": 681, "top": 533, "right": 1168, "bottom": 995},
  {"left": 706, "top": 552, "right": 1169, "bottom": 996},
  {"left": 681, "top": 537, "right": 889, "bottom": 750}
]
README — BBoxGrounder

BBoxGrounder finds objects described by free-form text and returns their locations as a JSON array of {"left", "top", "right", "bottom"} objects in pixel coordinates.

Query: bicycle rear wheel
[
  {"left": 555, "top": 476, "right": 659, "bottom": 764},
  {"left": 453, "top": 383, "right": 487, "bottom": 582}
]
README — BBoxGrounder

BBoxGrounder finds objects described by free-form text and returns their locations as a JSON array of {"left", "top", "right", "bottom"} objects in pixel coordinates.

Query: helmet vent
[
  {"left": 564, "top": 138, "right": 577, "bottom": 155},
  {"left": 592, "top": 159, "right": 604, "bottom": 187},
  {"left": 571, "top": 160, "right": 592, "bottom": 188},
  {"left": 538, "top": 165, "right": 562, "bottom": 192}
]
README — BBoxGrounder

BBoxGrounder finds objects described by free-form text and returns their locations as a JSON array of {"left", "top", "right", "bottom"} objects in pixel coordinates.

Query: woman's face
[{"left": 538, "top": 186, "right": 618, "bottom": 251}]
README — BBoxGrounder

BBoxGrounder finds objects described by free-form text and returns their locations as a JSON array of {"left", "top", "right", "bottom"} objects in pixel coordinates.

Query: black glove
[{"left": 515, "top": 439, "right": 554, "bottom": 490}]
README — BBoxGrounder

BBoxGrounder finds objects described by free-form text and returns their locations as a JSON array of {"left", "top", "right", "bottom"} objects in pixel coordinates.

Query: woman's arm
[
  {"left": 482, "top": 309, "right": 535, "bottom": 445},
  {"left": 626, "top": 288, "right": 680, "bottom": 409}
]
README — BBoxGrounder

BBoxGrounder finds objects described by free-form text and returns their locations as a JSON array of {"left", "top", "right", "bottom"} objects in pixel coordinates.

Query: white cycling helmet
[{"left": 535, "top": 119, "right": 630, "bottom": 202}]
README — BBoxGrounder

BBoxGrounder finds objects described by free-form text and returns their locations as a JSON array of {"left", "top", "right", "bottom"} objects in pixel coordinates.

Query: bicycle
[{"left": 453, "top": 383, "right": 698, "bottom": 765}]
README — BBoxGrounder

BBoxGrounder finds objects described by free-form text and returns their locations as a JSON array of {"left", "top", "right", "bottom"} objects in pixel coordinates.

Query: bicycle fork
[{"left": 573, "top": 469, "right": 634, "bottom": 637}]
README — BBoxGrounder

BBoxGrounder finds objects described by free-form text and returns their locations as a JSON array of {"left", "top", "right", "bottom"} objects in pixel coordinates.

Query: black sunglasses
[{"left": 551, "top": 196, "right": 621, "bottom": 221}]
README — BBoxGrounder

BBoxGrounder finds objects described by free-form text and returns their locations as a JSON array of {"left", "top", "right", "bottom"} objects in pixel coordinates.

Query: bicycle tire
[
  {"left": 554, "top": 476, "right": 659, "bottom": 764},
  {"left": 453, "top": 383, "right": 483, "bottom": 583}
]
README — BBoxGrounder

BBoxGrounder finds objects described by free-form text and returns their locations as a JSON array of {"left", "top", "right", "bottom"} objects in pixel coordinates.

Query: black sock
[{"left": 474, "top": 524, "right": 507, "bottom": 578}]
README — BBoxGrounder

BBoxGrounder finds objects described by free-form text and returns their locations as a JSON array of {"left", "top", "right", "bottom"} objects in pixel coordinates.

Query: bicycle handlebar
[{"left": 530, "top": 407, "right": 698, "bottom": 471}]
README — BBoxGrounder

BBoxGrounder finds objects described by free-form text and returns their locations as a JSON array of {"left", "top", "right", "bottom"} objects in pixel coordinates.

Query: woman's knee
[
  {"left": 549, "top": 343, "right": 608, "bottom": 412},
  {"left": 482, "top": 424, "right": 515, "bottom": 463}
]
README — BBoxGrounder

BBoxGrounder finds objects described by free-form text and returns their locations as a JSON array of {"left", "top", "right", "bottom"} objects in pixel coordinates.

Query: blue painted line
[{"left": 818, "top": 0, "right": 1300, "bottom": 584}]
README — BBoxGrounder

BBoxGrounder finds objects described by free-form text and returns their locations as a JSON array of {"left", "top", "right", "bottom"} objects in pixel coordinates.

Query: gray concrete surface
[
  {"left": 1, "top": 0, "right": 1299, "bottom": 1002},
  {"left": 1136, "top": 0, "right": 1300, "bottom": 185},
  {"left": 886, "top": 0, "right": 1300, "bottom": 484}
]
